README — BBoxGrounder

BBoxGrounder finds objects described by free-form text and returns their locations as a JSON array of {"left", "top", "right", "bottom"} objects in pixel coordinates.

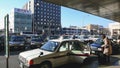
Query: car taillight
[{"left": 29, "top": 60, "right": 33, "bottom": 65}]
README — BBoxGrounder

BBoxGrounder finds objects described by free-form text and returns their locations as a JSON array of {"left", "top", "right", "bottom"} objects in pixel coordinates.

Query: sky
[{"left": 0, "top": 0, "right": 115, "bottom": 29}]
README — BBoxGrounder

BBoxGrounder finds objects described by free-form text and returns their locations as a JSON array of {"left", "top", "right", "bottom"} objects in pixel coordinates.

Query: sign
[{"left": 14, "top": 8, "right": 31, "bottom": 14}]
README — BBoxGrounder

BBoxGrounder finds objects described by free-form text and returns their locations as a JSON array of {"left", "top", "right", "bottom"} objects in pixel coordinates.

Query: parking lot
[
  {"left": 0, "top": 35, "right": 120, "bottom": 68},
  {"left": 0, "top": 50, "right": 120, "bottom": 68}
]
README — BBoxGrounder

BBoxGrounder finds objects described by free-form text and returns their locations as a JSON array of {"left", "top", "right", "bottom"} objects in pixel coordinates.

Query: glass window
[
  {"left": 41, "top": 22, "right": 43, "bottom": 24},
  {"left": 70, "top": 41, "right": 83, "bottom": 51},
  {"left": 37, "top": 15, "right": 39, "bottom": 17},
  {"left": 41, "top": 19, "right": 43, "bottom": 21},
  {"left": 41, "top": 41, "right": 59, "bottom": 52},
  {"left": 59, "top": 42, "right": 69, "bottom": 52}
]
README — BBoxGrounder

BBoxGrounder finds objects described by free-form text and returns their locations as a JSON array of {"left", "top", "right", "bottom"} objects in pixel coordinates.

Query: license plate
[{"left": 20, "top": 62, "right": 23, "bottom": 68}]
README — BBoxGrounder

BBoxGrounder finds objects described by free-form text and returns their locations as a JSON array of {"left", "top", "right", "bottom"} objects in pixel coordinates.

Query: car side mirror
[
  {"left": 39, "top": 52, "right": 43, "bottom": 57},
  {"left": 40, "top": 52, "right": 43, "bottom": 55}
]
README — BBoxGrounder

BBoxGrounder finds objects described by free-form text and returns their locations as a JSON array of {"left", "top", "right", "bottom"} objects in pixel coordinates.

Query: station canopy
[{"left": 44, "top": 0, "right": 120, "bottom": 22}]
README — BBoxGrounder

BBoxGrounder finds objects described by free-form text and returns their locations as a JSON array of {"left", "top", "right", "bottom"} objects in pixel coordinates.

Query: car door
[
  {"left": 69, "top": 41, "right": 90, "bottom": 63},
  {"left": 52, "top": 41, "right": 70, "bottom": 67}
]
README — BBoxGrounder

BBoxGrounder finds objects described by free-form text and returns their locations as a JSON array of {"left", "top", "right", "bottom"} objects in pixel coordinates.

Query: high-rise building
[
  {"left": 23, "top": 0, "right": 61, "bottom": 35},
  {"left": 9, "top": 8, "right": 32, "bottom": 33}
]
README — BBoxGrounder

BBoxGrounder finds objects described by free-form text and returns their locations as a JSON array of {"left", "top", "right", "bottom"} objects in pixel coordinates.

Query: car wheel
[{"left": 40, "top": 62, "right": 51, "bottom": 68}]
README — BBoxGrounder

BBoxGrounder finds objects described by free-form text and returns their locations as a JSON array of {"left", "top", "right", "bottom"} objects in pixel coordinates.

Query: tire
[{"left": 40, "top": 62, "right": 51, "bottom": 68}]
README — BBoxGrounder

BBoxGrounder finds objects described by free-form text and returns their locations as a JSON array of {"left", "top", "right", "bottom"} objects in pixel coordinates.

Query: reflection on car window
[
  {"left": 70, "top": 41, "right": 84, "bottom": 51},
  {"left": 40, "top": 41, "right": 59, "bottom": 52},
  {"left": 59, "top": 42, "right": 69, "bottom": 52},
  {"left": 59, "top": 41, "right": 85, "bottom": 52},
  {"left": 95, "top": 39, "right": 103, "bottom": 44},
  {"left": 10, "top": 36, "right": 25, "bottom": 41}
]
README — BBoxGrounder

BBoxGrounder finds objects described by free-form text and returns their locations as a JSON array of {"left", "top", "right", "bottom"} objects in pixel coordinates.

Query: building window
[
  {"left": 37, "top": 7, "right": 40, "bottom": 9},
  {"left": 41, "top": 22, "right": 43, "bottom": 24},
  {"left": 41, "top": 15, "right": 43, "bottom": 17},
  {"left": 41, "top": 12, "right": 43, "bottom": 14},
  {"left": 41, "top": 4, "right": 43, "bottom": 7},
  {"left": 37, "top": 15, "right": 39, "bottom": 17},
  {"left": 36, "top": 3, "right": 39, "bottom": 6},
  {"left": 38, "top": 22, "right": 39, "bottom": 24},
  {"left": 44, "top": 19, "right": 46, "bottom": 21},
  {"left": 38, "top": 11, "right": 39, "bottom": 13},
  {"left": 41, "top": 19, "right": 43, "bottom": 21},
  {"left": 41, "top": 8, "right": 43, "bottom": 10}
]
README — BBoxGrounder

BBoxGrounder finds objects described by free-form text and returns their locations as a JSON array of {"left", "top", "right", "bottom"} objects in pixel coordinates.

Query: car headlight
[
  {"left": 31, "top": 42, "right": 35, "bottom": 45},
  {"left": 20, "top": 43, "right": 24, "bottom": 45}
]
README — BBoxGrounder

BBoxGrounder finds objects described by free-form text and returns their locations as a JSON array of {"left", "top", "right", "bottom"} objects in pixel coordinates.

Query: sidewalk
[{"left": 99, "top": 55, "right": 120, "bottom": 68}]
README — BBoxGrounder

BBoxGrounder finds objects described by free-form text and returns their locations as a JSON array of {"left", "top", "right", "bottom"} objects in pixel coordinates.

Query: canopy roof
[{"left": 44, "top": 0, "right": 120, "bottom": 22}]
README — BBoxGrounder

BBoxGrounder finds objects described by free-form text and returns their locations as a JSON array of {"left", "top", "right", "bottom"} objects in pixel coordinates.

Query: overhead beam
[{"left": 44, "top": 0, "right": 120, "bottom": 22}]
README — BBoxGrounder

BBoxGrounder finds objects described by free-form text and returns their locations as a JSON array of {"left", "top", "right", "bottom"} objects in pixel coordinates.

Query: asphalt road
[{"left": 0, "top": 50, "right": 120, "bottom": 68}]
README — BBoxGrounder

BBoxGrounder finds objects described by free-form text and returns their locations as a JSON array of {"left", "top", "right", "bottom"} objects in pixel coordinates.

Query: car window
[
  {"left": 70, "top": 41, "right": 84, "bottom": 51},
  {"left": 59, "top": 42, "right": 69, "bottom": 52},
  {"left": 95, "top": 39, "right": 103, "bottom": 44},
  {"left": 10, "top": 36, "right": 25, "bottom": 42},
  {"left": 48, "top": 36, "right": 60, "bottom": 40},
  {"left": 40, "top": 41, "right": 59, "bottom": 52}
]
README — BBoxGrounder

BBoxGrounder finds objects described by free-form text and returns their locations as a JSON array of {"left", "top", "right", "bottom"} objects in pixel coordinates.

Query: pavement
[
  {"left": 99, "top": 55, "right": 120, "bottom": 68},
  {"left": 0, "top": 51, "right": 120, "bottom": 68}
]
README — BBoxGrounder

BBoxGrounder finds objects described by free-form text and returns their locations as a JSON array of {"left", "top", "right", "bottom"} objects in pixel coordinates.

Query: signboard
[{"left": 14, "top": 8, "right": 31, "bottom": 14}]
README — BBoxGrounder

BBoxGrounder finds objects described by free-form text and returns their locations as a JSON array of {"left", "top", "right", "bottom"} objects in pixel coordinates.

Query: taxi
[{"left": 18, "top": 39, "right": 92, "bottom": 68}]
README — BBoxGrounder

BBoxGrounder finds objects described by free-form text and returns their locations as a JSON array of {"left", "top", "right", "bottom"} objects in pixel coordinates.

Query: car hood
[
  {"left": 90, "top": 43, "right": 101, "bottom": 48},
  {"left": 19, "top": 48, "right": 53, "bottom": 61}
]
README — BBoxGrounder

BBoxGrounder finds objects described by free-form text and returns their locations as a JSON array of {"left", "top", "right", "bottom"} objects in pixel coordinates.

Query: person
[
  {"left": 117, "top": 35, "right": 120, "bottom": 45},
  {"left": 101, "top": 34, "right": 112, "bottom": 64}
]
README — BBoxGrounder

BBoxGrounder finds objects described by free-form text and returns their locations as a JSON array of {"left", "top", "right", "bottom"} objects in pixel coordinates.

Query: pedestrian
[{"left": 101, "top": 34, "right": 112, "bottom": 64}]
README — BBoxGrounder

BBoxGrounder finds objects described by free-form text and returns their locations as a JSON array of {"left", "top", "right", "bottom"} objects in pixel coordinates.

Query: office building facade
[
  {"left": 62, "top": 26, "right": 89, "bottom": 35},
  {"left": 23, "top": 0, "right": 61, "bottom": 35},
  {"left": 9, "top": 8, "right": 32, "bottom": 33},
  {"left": 109, "top": 22, "right": 120, "bottom": 36}
]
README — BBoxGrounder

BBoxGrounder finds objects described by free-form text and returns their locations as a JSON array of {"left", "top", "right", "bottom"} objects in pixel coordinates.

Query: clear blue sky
[{"left": 0, "top": 0, "right": 115, "bottom": 29}]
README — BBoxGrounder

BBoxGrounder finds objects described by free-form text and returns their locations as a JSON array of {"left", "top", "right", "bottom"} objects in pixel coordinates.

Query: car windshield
[
  {"left": 40, "top": 41, "right": 60, "bottom": 52},
  {"left": 94, "top": 39, "right": 103, "bottom": 44},
  {"left": 11, "top": 36, "right": 25, "bottom": 42},
  {"left": 32, "top": 36, "right": 42, "bottom": 39},
  {"left": 83, "top": 36, "right": 89, "bottom": 39},
  {"left": 63, "top": 36, "right": 71, "bottom": 39},
  {"left": 31, "top": 38, "right": 42, "bottom": 42},
  {"left": 49, "top": 36, "right": 60, "bottom": 39}
]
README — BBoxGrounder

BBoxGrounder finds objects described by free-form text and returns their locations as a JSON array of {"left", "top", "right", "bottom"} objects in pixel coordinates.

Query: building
[
  {"left": 109, "top": 22, "right": 120, "bottom": 36},
  {"left": 85, "top": 24, "right": 104, "bottom": 35},
  {"left": 23, "top": 0, "right": 61, "bottom": 35},
  {"left": 9, "top": 8, "right": 32, "bottom": 34},
  {"left": 62, "top": 26, "right": 89, "bottom": 35}
]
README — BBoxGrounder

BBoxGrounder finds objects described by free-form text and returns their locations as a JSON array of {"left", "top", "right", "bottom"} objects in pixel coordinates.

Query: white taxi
[{"left": 18, "top": 39, "right": 92, "bottom": 68}]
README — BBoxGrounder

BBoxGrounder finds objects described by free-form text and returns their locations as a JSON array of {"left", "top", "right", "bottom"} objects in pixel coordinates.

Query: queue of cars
[
  {"left": 9, "top": 35, "right": 26, "bottom": 50},
  {"left": 89, "top": 38, "right": 120, "bottom": 55},
  {"left": 1, "top": 34, "right": 120, "bottom": 68},
  {"left": 0, "top": 35, "right": 45, "bottom": 51},
  {"left": 0, "top": 35, "right": 4, "bottom": 51}
]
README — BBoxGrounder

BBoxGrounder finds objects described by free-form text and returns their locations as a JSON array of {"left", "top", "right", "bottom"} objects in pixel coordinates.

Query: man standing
[{"left": 101, "top": 34, "right": 112, "bottom": 64}]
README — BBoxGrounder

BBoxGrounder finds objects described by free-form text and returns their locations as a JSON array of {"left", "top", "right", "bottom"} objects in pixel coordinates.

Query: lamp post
[{"left": 4, "top": 14, "right": 9, "bottom": 68}]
